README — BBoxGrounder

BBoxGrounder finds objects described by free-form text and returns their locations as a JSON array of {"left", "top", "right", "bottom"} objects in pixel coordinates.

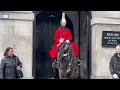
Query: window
[
  {"left": 3, "top": 14, "right": 9, "bottom": 18},
  {"left": 0, "top": 12, "right": 9, "bottom": 19}
]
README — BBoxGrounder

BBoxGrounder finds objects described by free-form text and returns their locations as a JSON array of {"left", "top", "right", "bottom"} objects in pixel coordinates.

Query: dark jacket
[
  {"left": 109, "top": 53, "right": 120, "bottom": 76},
  {"left": 0, "top": 55, "right": 22, "bottom": 79}
]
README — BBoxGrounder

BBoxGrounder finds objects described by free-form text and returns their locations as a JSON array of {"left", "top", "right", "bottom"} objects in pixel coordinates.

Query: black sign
[{"left": 102, "top": 31, "right": 120, "bottom": 47}]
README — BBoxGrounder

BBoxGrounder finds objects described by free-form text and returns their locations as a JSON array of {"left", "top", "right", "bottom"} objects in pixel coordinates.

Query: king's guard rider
[{"left": 49, "top": 12, "right": 80, "bottom": 60}]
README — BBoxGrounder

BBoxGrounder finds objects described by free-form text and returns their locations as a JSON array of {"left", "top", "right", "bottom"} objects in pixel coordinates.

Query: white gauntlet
[
  {"left": 59, "top": 38, "right": 64, "bottom": 43},
  {"left": 112, "top": 74, "right": 119, "bottom": 79},
  {"left": 65, "top": 40, "right": 70, "bottom": 43}
]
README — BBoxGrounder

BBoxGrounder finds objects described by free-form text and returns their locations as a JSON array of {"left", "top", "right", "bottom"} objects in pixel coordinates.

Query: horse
[{"left": 52, "top": 42, "right": 81, "bottom": 79}]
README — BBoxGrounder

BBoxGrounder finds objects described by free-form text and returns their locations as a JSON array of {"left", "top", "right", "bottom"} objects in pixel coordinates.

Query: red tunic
[{"left": 49, "top": 27, "right": 79, "bottom": 58}]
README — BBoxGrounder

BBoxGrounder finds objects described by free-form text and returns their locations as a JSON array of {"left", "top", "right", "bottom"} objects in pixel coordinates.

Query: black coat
[
  {"left": 0, "top": 55, "right": 22, "bottom": 79},
  {"left": 109, "top": 53, "right": 120, "bottom": 76}
]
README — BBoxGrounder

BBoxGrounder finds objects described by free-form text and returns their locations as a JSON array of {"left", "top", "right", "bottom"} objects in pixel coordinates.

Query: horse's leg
[
  {"left": 58, "top": 68, "right": 67, "bottom": 79},
  {"left": 67, "top": 45, "right": 78, "bottom": 79},
  {"left": 74, "top": 63, "right": 79, "bottom": 79},
  {"left": 70, "top": 60, "right": 79, "bottom": 79},
  {"left": 53, "top": 67, "right": 59, "bottom": 79},
  {"left": 52, "top": 59, "right": 59, "bottom": 79},
  {"left": 58, "top": 60, "right": 66, "bottom": 79},
  {"left": 68, "top": 62, "right": 76, "bottom": 79},
  {"left": 58, "top": 69, "right": 63, "bottom": 79},
  {"left": 58, "top": 58, "right": 69, "bottom": 79}
]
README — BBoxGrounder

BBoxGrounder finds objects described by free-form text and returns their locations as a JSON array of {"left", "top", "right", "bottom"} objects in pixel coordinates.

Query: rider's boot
[{"left": 76, "top": 57, "right": 81, "bottom": 65}]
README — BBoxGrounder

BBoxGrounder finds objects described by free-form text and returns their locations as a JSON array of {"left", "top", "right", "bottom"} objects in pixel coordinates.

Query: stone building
[{"left": 0, "top": 11, "right": 119, "bottom": 79}]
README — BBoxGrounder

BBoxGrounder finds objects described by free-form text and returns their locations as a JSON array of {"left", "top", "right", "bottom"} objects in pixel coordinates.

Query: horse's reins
[
  {"left": 57, "top": 28, "right": 63, "bottom": 47},
  {"left": 56, "top": 28, "right": 63, "bottom": 60}
]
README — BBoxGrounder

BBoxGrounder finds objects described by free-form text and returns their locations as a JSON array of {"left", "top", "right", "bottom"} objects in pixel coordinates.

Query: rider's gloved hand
[
  {"left": 65, "top": 40, "right": 70, "bottom": 43},
  {"left": 112, "top": 74, "right": 119, "bottom": 79},
  {"left": 59, "top": 38, "right": 64, "bottom": 43}
]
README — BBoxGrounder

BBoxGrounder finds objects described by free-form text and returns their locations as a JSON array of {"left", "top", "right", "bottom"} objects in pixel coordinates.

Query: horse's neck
[
  {"left": 68, "top": 45, "right": 76, "bottom": 62},
  {"left": 58, "top": 42, "right": 69, "bottom": 58}
]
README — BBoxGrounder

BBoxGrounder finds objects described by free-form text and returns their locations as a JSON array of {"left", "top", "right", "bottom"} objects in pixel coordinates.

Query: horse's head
[
  {"left": 57, "top": 42, "right": 70, "bottom": 61},
  {"left": 57, "top": 42, "right": 78, "bottom": 79}
]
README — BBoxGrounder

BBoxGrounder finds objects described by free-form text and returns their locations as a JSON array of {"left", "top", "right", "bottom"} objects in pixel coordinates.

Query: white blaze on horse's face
[{"left": 63, "top": 53, "right": 67, "bottom": 57}]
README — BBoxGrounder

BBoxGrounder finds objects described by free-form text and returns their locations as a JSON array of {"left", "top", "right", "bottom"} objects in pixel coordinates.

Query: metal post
[
  {"left": 87, "top": 11, "right": 92, "bottom": 79},
  {"left": 78, "top": 11, "right": 81, "bottom": 79}
]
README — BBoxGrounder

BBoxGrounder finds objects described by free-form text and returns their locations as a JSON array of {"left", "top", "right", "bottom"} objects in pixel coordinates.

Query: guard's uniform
[{"left": 49, "top": 26, "right": 79, "bottom": 58}]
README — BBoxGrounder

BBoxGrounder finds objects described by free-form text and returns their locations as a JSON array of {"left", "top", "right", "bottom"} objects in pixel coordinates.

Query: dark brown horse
[{"left": 52, "top": 42, "right": 80, "bottom": 79}]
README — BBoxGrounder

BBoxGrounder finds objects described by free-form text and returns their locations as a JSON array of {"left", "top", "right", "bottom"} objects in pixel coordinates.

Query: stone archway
[
  {"left": 32, "top": 11, "right": 92, "bottom": 79},
  {"left": 33, "top": 11, "right": 74, "bottom": 79}
]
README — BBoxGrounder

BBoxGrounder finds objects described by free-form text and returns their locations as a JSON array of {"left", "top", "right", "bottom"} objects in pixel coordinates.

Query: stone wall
[
  {"left": 63, "top": 11, "right": 79, "bottom": 44},
  {"left": 91, "top": 11, "right": 120, "bottom": 79},
  {"left": 0, "top": 11, "right": 34, "bottom": 79}
]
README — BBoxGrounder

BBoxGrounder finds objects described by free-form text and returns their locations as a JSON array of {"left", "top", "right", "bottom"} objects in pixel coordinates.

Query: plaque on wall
[{"left": 102, "top": 31, "right": 120, "bottom": 47}]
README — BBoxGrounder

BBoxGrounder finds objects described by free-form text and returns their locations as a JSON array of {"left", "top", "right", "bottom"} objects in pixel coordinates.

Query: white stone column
[
  {"left": 0, "top": 11, "right": 34, "bottom": 79},
  {"left": 91, "top": 11, "right": 120, "bottom": 79}
]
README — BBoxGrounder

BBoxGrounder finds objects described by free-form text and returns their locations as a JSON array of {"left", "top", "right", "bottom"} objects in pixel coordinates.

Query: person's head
[
  {"left": 60, "top": 21, "right": 67, "bottom": 27},
  {"left": 4, "top": 47, "right": 14, "bottom": 56},
  {"left": 60, "top": 12, "right": 67, "bottom": 27},
  {"left": 116, "top": 44, "right": 120, "bottom": 54}
]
